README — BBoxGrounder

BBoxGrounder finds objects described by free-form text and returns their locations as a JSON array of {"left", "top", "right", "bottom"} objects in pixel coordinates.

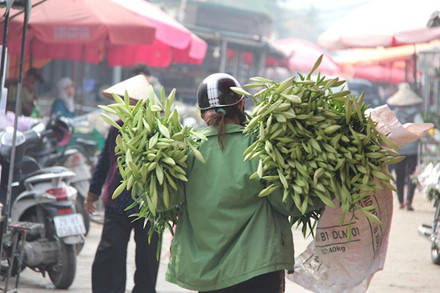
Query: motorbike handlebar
[{"left": 40, "top": 129, "right": 54, "bottom": 138}]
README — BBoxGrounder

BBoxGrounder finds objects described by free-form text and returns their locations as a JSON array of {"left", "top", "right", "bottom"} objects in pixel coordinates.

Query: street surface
[{"left": 9, "top": 190, "right": 440, "bottom": 292}]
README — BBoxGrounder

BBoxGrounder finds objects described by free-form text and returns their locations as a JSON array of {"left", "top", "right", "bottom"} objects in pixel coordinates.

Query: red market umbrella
[
  {"left": 319, "top": 0, "right": 440, "bottom": 50},
  {"left": 273, "top": 38, "right": 341, "bottom": 75},
  {"left": 1, "top": 0, "right": 157, "bottom": 65},
  {"left": 108, "top": 0, "right": 207, "bottom": 66}
]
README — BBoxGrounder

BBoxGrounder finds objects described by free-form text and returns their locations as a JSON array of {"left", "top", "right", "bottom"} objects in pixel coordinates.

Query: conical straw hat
[
  {"left": 102, "top": 74, "right": 154, "bottom": 101},
  {"left": 387, "top": 83, "right": 423, "bottom": 106}
]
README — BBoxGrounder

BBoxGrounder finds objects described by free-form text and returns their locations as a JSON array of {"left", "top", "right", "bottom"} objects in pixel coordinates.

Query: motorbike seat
[
  {"left": 21, "top": 166, "right": 72, "bottom": 183},
  {"left": 18, "top": 156, "right": 41, "bottom": 175}
]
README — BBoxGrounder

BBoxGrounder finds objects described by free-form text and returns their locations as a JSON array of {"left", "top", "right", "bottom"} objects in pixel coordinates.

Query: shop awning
[{"left": 319, "top": 0, "right": 440, "bottom": 50}]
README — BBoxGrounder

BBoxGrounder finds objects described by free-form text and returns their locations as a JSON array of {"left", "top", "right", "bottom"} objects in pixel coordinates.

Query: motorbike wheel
[
  {"left": 432, "top": 203, "right": 440, "bottom": 265},
  {"left": 431, "top": 243, "right": 440, "bottom": 265},
  {"left": 75, "top": 195, "right": 90, "bottom": 236},
  {"left": 48, "top": 242, "right": 76, "bottom": 289}
]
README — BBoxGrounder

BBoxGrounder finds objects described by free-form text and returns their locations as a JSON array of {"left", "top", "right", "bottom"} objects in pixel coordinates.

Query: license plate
[{"left": 54, "top": 214, "right": 86, "bottom": 238}]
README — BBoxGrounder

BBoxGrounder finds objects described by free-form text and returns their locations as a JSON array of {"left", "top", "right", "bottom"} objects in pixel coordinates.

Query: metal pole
[
  {"left": 232, "top": 49, "right": 239, "bottom": 78},
  {"left": 404, "top": 59, "right": 409, "bottom": 83},
  {"left": 0, "top": 1, "right": 14, "bottom": 102},
  {"left": 412, "top": 50, "right": 418, "bottom": 89},
  {"left": 112, "top": 66, "right": 122, "bottom": 84},
  {"left": 178, "top": 0, "right": 187, "bottom": 22},
  {"left": 434, "top": 77, "right": 439, "bottom": 113},
  {"left": 4, "top": 0, "right": 31, "bottom": 234},
  {"left": 423, "top": 70, "right": 430, "bottom": 114},
  {"left": 219, "top": 39, "right": 227, "bottom": 73},
  {"left": 257, "top": 49, "right": 267, "bottom": 76},
  {"left": 0, "top": 2, "right": 15, "bottom": 278}
]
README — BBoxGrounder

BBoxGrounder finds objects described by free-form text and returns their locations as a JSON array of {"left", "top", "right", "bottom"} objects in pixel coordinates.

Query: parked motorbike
[
  {"left": 0, "top": 122, "right": 85, "bottom": 289},
  {"left": 418, "top": 193, "right": 440, "bottom": 265},
  {"left": 25, "top": 116, "right": 98, "bottom": 236}
]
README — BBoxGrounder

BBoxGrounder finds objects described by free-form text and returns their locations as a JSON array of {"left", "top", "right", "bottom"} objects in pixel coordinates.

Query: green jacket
[{"left": 166, "top": 124, "right": 323, "bottom": 291}]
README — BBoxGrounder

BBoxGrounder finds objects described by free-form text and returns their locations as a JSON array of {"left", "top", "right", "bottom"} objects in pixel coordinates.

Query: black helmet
[{"left": 197, "top": 73, "right": 244, "bottom": 111}]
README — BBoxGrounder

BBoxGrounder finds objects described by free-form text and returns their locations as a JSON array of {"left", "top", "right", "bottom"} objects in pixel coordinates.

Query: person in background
[
  {"left": 6, "top": 67, "right": 43, "bottom": 116},
  {"left": 50, "top": 77, "right": 76, "bottom": 118},
  {"left": 164, "top": 73, "right": 324, "bottom": 293},
  {"left": 84, "top": 74, "right": 160, "bottom": 293},
  {"left": 379, "top": 83, "right": 398, "bottom": 106},
  {"left": 387, "top": 83, "right": 424, "bottom": 211}
]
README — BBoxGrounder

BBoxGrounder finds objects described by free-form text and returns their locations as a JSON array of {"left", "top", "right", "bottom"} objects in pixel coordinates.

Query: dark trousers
[
  {"left": 92, "top": 207, "right": 160, "bottom": 293},
  {"left": 199, "top": 271, "right": 284, "bottom": 293},
  {"left": 393, "top": 154, "right": 418, "bottom": 205}
]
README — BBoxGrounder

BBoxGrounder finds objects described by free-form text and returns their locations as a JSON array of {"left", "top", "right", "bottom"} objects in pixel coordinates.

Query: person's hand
[{"left": 85, "top": 192, "right": 99, "bottom": 214}]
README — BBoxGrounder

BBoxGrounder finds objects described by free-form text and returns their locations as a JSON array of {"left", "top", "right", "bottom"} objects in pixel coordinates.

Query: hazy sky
[{"left": 287, "top": 0, "right": 368, "bottom": 10}]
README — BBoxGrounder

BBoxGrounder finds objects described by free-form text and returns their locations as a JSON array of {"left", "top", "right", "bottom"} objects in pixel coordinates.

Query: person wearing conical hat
[
  {"left": 85, "top": 75, "right": 160, "bottom": 293},
  {"left": 387, "top": 83, "right": 424, "bottom": 211},
  {"left": 131, "top": 65, "right": 163, "bottom": 98}
]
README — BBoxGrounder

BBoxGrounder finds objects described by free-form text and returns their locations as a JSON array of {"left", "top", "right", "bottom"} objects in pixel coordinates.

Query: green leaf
[
  {"left": 165, "top": 88, "right": 176, "bottom": 120},
  {"left": 316, "top": 192, "right": 337, "bottom": 209},
  {"left": 124, "top": 90, "right": 130, "bottom": 105},
  {"left": 157, "top": 120, "right": 171, "bottom": 139},
  {"left": 112, "top": 181, "right": 127, "bottom": 199},
  {"left": 231, "top": 86, "right": 252, "bottom": 97},
  {"left": 148, "top": 85, "right": 157, "bottom": 104},
  {"left": 101, "top": 113, "right": 121, "bottom": 130},
  {"left": 162, "top": 182, "right": 170, "bottom": 209},
  {"left": 189, "top": 143, "right": 205, "bottom": 163},
  {"left": 98, "top": 105, "right": 118, "bottom": 114},
  {"left": 160, "top": 87, "right": 166, "bottom": 106},
  {"left": 111, "top": 93, "right": 125, "bottom": 105},
  {"left": 307, "top": 55, "right": 323, "bottom": 78},
  {"left": 361, "top": 208, "right": 382, "bottom": 225},
  {"left": 191, "top": 130, "right": 207, "bottom": 141},
  {"left": 156, "top": 164, "right": 164, "bottom": 185}
]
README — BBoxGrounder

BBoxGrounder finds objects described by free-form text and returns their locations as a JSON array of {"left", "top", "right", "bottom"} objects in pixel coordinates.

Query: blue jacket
[{"left": 51, "top": 99, "right": 75, "bottom": 118}]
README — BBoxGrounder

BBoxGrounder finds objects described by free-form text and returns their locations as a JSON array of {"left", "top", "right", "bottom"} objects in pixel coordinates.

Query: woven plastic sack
[{"left": 289, "top": 105, "right": 433, "bottom": 293}]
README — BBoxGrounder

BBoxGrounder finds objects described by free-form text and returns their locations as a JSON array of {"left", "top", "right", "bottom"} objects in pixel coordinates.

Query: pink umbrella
[
  {"left": 319, "top": 0, "right": 440, "bottom": 50},
  {"left": 273, "top": 38, "right": 341, "bottom": 75},
  {"left": 2, "top": 0, "right": 157, "bottom": 64},
  {"left": 109, "top": 0, "right": 207, "bottom": 66}
]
